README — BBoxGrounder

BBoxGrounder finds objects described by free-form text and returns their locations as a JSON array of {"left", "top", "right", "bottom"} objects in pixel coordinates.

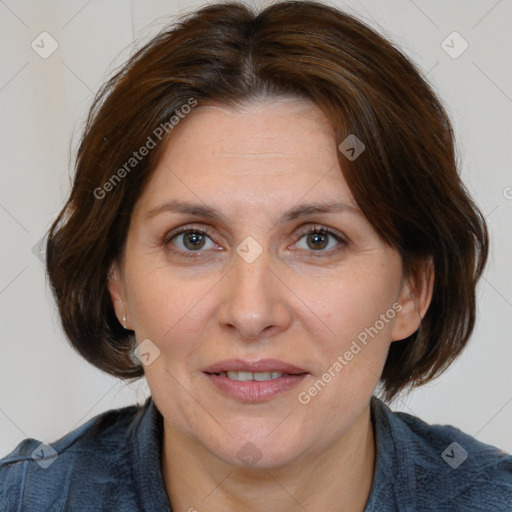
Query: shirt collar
[
  {"left": 129, "top": 395, "right": 408, "bottom": 512},
  {"left": 129, "top": 397, "right": 172, "bottom": 511}
]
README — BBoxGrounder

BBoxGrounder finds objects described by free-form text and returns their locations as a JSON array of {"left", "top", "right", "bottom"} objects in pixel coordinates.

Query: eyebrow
[{"left": 144, "top": 199, "right": 362, "bottom": 223}]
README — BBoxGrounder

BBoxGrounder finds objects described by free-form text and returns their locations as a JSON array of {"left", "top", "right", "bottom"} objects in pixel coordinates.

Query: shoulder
[
  {"left": 0, "top": 401, "right": 145, "bottom": 511},
  {"left": 370, "top": 397, "right": 512, "bottom": 511}
]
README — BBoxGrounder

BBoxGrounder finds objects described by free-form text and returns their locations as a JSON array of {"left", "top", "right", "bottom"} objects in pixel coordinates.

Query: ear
[
  {"left": 390, "top": 258, "right": 434, "bottom": 342},
  {"left": 107, "top": 262, "right": 131, "bottom": 330}
]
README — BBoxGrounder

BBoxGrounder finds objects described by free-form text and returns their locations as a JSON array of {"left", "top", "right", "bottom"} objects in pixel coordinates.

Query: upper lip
[{"left": 203, "top": 358, "right": 308, "bottom": 374}]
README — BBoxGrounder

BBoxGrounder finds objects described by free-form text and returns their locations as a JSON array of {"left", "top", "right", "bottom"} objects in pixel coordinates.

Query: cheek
[
  {"left": 331, "top": 285, "right": 398, "bottom": 343},
  {"left": 291, "top": 260, "right": 402, "bottom": 404},
  {"left": 125, "top": 264, "right": 218, "bottom": 354},
  {"left": 296, "top": 262, "right": 401, "bottom": 344}
]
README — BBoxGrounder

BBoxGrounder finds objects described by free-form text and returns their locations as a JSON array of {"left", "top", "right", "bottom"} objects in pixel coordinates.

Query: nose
[{"left": 216, "top": 247, "right": 293, "bottom": 340}]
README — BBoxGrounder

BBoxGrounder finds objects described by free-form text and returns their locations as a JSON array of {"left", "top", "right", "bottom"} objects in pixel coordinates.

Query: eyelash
[
  {"left": 163, "top": 224, "right": 347, "bottom": 259},
  {"left": 295, "top": 225, "right": 347, "bottom": 255}
]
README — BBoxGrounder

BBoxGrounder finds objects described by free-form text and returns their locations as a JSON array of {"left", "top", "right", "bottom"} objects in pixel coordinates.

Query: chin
[{"left": 205, "top": 426, "right": 309, "bottom": 470}]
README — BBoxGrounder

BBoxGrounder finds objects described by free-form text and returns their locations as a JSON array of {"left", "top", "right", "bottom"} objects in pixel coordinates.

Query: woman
[{"left": 1, "top": 1, "right": 510, "bottom": 510}]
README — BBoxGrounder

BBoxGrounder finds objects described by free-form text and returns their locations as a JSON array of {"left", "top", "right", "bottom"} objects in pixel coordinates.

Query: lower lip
[{"left": 204, "top": 373, "right": 308, "bottom": 402}]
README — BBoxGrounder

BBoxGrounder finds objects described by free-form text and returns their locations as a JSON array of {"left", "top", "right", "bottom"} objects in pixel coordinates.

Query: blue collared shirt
[{"left": 1, "top": 396, "right": 511, "bottom": 511}]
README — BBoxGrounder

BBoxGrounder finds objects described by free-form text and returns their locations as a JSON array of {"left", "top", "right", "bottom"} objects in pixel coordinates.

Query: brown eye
[
  {"left": 295, "top": 227, "right": 346, "bottom": 254},
  {"left": 182, "top": 232, "right": 206, "bottom": 250},
  {"left": 167, "top": 229, "right": 216, "bottom": 253},
  {"left": 306, "top": 232, "right": 329, "bottom": 250}
]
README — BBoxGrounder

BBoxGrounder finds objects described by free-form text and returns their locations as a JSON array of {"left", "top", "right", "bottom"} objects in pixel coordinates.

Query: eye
[
  {"left": 294, "top": 226, "right": 346, "bottom": 253},
  {"left": 167, "top": 228, "right": 218, "bottom": 253}
]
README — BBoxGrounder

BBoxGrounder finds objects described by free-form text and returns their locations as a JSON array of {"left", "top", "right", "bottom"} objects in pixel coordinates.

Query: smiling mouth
[
  {"left": 208, "top": 370, "right": 306, "bottom": 381},
  {"left": 203, "top": 370, "right": 309, "bottom": 402},
  {"left": 202, "top": 358, "right": 310, "bottom": 401}
]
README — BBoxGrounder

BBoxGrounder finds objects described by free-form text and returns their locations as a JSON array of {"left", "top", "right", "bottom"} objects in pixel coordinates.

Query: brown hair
[{"left": 46, "top": 0, "right": 488, "bottom": 400}]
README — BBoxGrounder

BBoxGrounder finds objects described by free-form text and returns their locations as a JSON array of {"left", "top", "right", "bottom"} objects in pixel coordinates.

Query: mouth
[
  {"left": 209, "top": 370, "right": 297, "bottom": 381},
  {"left": 203, "top": 359, "right": 309, "bottom": 402},
  {"left": 203, "top": 358, "right": 308, "bottom": 375}
]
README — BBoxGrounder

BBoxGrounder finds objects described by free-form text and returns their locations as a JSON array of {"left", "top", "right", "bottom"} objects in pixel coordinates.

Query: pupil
[
  {"left": 307, "top": 232, "right": 327, "bottom": 250},
  {"left": 184, "top": 232, "right": 205, "bottom": 250}
]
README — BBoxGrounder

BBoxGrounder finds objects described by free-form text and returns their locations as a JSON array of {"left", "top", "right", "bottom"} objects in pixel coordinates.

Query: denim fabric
[{"left": 1, "top": 396, "right": 511, "bottom": 511}]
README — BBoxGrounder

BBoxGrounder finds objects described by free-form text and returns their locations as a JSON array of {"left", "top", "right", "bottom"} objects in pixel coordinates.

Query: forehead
[{"left": 134, "top": 99, "right": 356, "bottom": 214}]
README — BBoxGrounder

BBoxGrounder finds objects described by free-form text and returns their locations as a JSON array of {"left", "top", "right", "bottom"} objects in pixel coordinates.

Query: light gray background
[{"left": 1, "top": 0, "right": 511, "bottom": 458}]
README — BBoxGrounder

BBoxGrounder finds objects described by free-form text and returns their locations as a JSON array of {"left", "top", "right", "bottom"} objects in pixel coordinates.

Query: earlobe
[
  {"left": 390, "top": 259, "right": 434, "bottom": 342},
  {"left": 107, "top": 263, "right": 130, "bottom": 329}
]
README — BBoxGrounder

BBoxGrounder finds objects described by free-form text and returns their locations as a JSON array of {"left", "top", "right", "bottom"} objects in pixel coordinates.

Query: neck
[{"left": 161, "top": 403, "right": 376, "bottom": 512}]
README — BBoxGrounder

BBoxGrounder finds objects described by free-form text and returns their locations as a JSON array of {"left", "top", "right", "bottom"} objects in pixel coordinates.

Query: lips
[
  {"left": 203, "top": 358, "right": 308, "bottom": 375},
  {"left": 203, "top": 359, "right": 309, "bottom": 402}
]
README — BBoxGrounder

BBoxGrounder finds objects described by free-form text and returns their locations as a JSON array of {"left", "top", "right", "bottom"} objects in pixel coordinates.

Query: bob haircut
[{"left": 46, "top": 0, "right": 488, "bottom": 401}]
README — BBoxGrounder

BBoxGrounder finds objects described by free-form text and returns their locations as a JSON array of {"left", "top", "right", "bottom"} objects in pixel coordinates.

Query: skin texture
[{"left": 108, "top": 99, "right": 433, "bottom": 512}]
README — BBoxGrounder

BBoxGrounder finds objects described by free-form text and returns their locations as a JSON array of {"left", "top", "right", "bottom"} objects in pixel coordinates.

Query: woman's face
[{"left": 109, "top": 98, "right": 426, "bottom": 468}]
